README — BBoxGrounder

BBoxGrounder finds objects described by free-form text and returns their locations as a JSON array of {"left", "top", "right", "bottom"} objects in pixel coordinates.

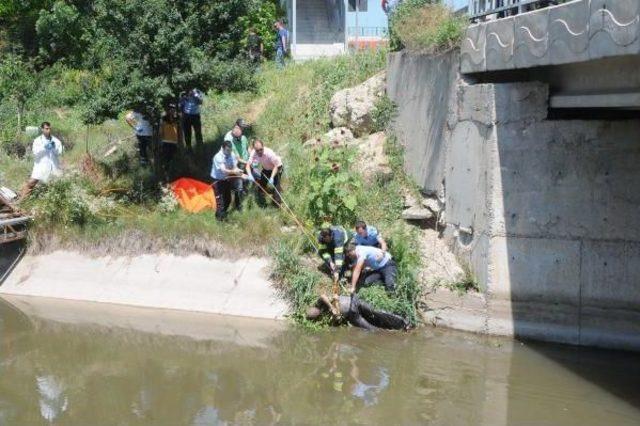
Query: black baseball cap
[{"left": 236, "top": 118, "right": 249, "bottom": 129}]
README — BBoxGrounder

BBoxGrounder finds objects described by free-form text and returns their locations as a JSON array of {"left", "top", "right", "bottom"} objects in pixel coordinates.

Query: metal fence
[
  {"left": 346, "top": 26, "right": 389, "bottom": 38},
  {"left": 469, "top": 0, "right": 562, "bottom": 21}
]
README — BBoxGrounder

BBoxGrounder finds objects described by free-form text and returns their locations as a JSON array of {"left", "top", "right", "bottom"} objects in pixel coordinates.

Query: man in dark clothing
[
  {"left": 274, "top": 20, "right": 288, "bottom": 68},
  {"left": 179, "top": 88, "right": 204, "bottom": 152},
  {"left": 306, "top": 293, "right": 410, "bottom": 331},
  {"left": 247, "top": 27, "right": 264, "bottom": 64},
  {"left": 317, "top": 224, "right": 349, "bottom": 280}
]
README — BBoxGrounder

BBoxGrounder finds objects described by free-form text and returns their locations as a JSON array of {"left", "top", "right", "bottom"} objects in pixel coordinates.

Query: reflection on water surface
[{"left": 1, "top": 295, "right": 639, "bottom": 425}]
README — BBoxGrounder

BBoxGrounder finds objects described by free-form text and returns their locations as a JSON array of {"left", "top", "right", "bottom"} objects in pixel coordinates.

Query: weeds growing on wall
[
  {"left": 390, "top": 1, "right": 466, "bottom": 53},
  {"left": 371, "top": 95, "right": 397, "bottom": 133},
  {"left": 445, "top": 263, "right": 479, "bottom": 295}
]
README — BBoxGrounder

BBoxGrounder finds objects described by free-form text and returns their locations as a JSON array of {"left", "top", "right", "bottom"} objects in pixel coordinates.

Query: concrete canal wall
[
  {"left": 388, "top": 50, "right": 640, "bottom": 351},
  {"left": 0, "top": 251, "right": 288, "bottom": 321}
]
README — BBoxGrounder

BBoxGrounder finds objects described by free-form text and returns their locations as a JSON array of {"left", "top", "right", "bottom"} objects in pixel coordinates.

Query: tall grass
[{"left": 390, "top": 1, "right": 466, "bottom": 53}]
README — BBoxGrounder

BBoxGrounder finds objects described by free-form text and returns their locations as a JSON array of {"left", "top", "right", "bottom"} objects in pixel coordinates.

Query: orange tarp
[{"left": 170, "top": 178, "right": 216, "bottom": 213}]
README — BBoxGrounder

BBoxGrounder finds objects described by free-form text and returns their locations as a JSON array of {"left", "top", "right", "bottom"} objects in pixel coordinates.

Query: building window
[{"left": 348, "top": 0, "right": 368, "bottom": 12}]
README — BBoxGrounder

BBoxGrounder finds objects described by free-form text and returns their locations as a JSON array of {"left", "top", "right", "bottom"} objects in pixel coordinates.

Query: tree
[
  {"left": 0, "top": 54, "right": 38, "bottom": 134},
  {"left": 36, "top": 1, "right": 88, "bottom": 66},
  {"left": 0, "top": 0, "right": 54, "bottom": 55},
  {"left": 77, "top": 0, "right": 259, "bottom": 124}
]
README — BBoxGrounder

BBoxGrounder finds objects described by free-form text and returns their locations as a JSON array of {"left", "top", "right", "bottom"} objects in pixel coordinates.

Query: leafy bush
[
  {"left": 209, "top": 58, "right": 257, "bottom": 93},
  {"left": 28, "top": 178, "right": 100, "bottom": 227},
  {"left": 371, "top": 95, "right": 397, "bottom": 132},
  {"left": 390, "top": 1, "right": 466, "bottom": 53},
  {"left": 304, "top": 144, "right": 362, "bottom": 226},
  {"left": 35, "top": 0, "right": 88, "bottom": 66}
]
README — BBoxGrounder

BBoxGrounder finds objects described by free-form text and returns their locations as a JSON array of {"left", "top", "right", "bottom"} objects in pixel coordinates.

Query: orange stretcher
[{"left": 170, "top": 178, "right": 216, "bottom": 213}]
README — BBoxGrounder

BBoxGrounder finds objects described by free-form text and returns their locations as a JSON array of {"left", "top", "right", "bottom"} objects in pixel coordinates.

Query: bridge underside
[{"left": 461, "top": 0, "right": 640, "bottom": 110}]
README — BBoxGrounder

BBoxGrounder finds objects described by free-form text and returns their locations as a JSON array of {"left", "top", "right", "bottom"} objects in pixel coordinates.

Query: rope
[{"left": 248, "top": 171, "right": 320, "bottom": 253}]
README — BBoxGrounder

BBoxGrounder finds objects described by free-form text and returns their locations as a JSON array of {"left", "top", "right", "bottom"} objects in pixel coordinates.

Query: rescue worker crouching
[
  {"left": 317, "top": 224, "right": 350, "bottom": 281},
  {"left": 345, "top": 243, "right": 397, "bottom": 294}
]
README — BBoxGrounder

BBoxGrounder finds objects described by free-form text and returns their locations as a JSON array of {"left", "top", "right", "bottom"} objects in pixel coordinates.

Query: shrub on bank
[
  {"left": 390, "top": 1, "right": 466, "bottom": 53},
  {"left": 26, "top": 177, "right": 102, "bottom": 227}
]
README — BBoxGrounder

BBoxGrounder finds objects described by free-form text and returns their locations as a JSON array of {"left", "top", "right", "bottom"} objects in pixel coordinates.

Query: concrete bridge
[
  {"left": 462, "top": 0, "right": 640, "bottom": 108},
  {"left": 389, "top": 0, "right": 640, "bottom": 350}
]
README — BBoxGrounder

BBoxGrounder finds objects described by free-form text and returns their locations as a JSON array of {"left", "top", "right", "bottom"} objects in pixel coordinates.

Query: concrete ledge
[{"left": 0, "top": 251, "right": 289, "bottom": 320}]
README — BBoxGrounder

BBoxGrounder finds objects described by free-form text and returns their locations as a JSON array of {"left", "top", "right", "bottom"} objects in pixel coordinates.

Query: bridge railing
[{"left": 469, "top": 0, "right": 563, "bottom": 22}]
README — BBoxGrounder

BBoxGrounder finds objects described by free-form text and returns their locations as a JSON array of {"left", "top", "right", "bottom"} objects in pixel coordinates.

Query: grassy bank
[
  {"left": 1, "top": 50, "right": 423, "bottom": 325},
  {"left": 390, "top": 1, "right": 466, "bottom": 53}
]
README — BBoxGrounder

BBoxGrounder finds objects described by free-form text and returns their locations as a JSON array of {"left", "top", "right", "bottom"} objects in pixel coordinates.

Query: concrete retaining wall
[
  {"left": 387, "top": 50, "right": 458, "bottom": 194},
  {"left": 0, "top": 251, "right": 289, "bottom": 321},
  {"left": 388, "top": 50, "right": 640, "bottom": 351}
]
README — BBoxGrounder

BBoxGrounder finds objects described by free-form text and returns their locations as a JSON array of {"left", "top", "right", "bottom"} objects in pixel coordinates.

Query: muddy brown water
[{"left": 1, "top": 295, "right": 639, "bottom": 425}]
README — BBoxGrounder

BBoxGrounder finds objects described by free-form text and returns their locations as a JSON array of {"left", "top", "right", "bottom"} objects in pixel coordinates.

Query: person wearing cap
[
  {"left": 346, "top": 243, "right": 397, "bottom": 294},
  {"left": 353, "top": 220, "right": 388, "bottom": 251},
  {"left": 245, "top": 139, "right": 283, "bottom": 206},
  {"left": 210, "top": 140, "right": 244, "bottom": 220},
  {"left": 317, "top": 224, "right": 349, "bottom": 281},
  {"left": 179, "top": 88, "right": 204, "bottom": 153}
]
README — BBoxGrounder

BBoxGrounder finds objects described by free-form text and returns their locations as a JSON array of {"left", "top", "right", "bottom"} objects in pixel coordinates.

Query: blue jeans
[{"left": 276, "top": 47, "right": 285, "bottom": 68}]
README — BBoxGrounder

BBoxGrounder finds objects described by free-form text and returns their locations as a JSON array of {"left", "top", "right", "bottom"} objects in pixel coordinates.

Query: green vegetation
[
  {"left": 443, "top": 263, "right": 479, "bottom": 296},
  {"left": 390, "top": 0, "right": 466, "bottom": 53},
  {"left": 1, "top": 0, "right": 426, "bottom": 328},
  {"left": 304, "top": 145, "right": 362, "bottom": 226},
  {"left": 371, "top": 95, "right": 397, "bottom": 133},
  {"left": 0, "top": 0, "right": 281, "bottom": 126},
  {"left": 256, "top": 55, "right": 422, "bottom": 325}
]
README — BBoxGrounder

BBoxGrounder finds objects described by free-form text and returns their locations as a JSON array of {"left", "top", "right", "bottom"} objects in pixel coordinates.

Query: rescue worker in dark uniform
[{"left": 317, "top": 224, "right": 350, "bottom": 281}]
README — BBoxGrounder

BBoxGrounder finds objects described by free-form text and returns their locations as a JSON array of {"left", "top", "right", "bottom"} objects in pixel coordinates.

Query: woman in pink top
[{"left": 246, "top": 139, "right": 284, "bottom": 206}]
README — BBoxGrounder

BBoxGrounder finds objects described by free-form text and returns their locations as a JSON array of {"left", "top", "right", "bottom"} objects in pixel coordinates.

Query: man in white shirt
[
  {"left": 19, "top": 122, "right": 63, "bottom": 200},
  {"left": 210, "top": 140, "right": 245, "bottom": 220},
  {"left": 125, "top": 110, "right": 153, "bottom": 165}
]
